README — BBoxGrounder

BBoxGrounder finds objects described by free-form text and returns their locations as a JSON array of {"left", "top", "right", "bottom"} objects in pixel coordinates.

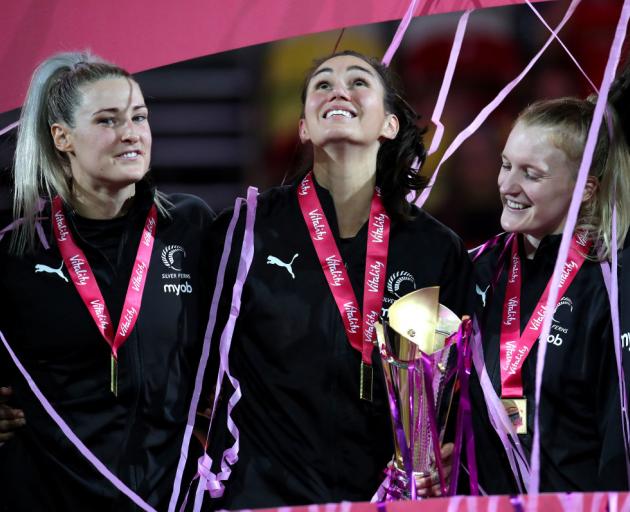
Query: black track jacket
[
  {"left": 471, "top": 233, "right": 627, "bottom": 493},
  {"left": 208, "top": 178, "right": 473, "bottom": 509},
  {"left": 0, "top": 184, "right": 214, "bottom": 511}
]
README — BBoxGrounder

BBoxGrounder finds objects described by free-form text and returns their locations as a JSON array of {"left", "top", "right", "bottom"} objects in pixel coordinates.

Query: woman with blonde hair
[
  {"left": 0, "top": 52, "right": 214, "bottom": 510},
  {"left": 472, "top": 97, "right": 630, "bottom": 492}
]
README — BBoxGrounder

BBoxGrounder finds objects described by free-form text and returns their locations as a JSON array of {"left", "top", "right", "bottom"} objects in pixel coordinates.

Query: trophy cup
[{"left": 374, "top": 286, "right": 471, "bottom": 501}]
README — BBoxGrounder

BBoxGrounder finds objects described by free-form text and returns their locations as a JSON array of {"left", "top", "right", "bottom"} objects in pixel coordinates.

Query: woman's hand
[
  {"left": 415, "top": 443, "right": 454, "bottom": 497},
  {"left": 0, "top": 387, "right": 25, "bottom": 444}
]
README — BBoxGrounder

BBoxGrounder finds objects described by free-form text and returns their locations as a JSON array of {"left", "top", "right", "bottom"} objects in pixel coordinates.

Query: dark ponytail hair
[{"left": 300, "top": 50, "right": 428, "bottom": 222}]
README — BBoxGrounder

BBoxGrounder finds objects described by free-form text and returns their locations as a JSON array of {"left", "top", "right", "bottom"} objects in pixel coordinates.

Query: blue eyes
[{"left": 96, "top": 114, "right": 147, "bottom": 126}]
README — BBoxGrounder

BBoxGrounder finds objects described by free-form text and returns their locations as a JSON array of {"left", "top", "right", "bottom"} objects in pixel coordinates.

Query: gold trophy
[{"left": 374, "top": 286, "right": 467, "bottom": 500}]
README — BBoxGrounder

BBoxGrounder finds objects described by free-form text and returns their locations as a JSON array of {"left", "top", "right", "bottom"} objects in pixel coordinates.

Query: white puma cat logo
[
  {"left": 35, "top": 260, "right": 69, "bottom": 283},
  {"left": 267, "top": 253, "right": 299, "bottom": 279},
  {"left": 476, "top": 284, "right": 490, "bottom": 307}
]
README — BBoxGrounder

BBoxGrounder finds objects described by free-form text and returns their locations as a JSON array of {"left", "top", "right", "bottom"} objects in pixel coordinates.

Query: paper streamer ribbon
[
  {"left": 0, "top": 328, "right": 156, "bottom": 511},
  {"left": 524, "top": 0, "right": 598, "bottom": 93},
  {"left": 0, "top": 120, "right": 18, "bottom": 137},
  {"left": 0, "top": 198, "right": 49, "bottom": 250},
  {"left": 168, "top": 190, "right": 253, "bottom": 510},
  {"left": 413, "top": 0, "right": 582, "bottom": 208},
  {"left": 530, "top": 0, "right": 630, "bottom": 495},
  {"left": 427, "top": 10, "right": 472, "bottom": 156},
  {"left": 381, "top": 0, "right": 418, "bottom": 67},
  {"left": 189, "top": 186, "right": 257, "bottom": 511},
  {"left": 471, "top": 317, "right": 530, "bottom": 494}
]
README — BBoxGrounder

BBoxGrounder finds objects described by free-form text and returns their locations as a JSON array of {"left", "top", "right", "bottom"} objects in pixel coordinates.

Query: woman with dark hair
[
  {"left": 0, "top": 52, "right": 214, "bottom": 510},
  {"left": 208, "top": 50, "right": 472, "bottom": 508},
  {"left": 471, "top": 97, "right": 630, "bottom": 493}
]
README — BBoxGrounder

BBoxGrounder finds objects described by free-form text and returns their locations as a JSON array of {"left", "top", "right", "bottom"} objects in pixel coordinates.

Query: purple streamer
[
  {"left": 427, "top": 10, "right": 472, "bottom": 156},
  {"left": 461, "top": 321, "right": 479, "bottom": 495},
  {"left": 381, "top": 0, "right": 417, "bottom": 67},
  {"left": 420, "top": 354, "right": 447, "bottom": 495},
  {"left": 524, "top": 0, "right": 598, "bottom": 93},
  {"left": 409, "top": 365, "right": 417, "bottom": 500},
  {"left": 445, "top": 320, "right": 478, "bottom": 497},
  {"left": 191, "top": 186, "right": 258, "bottom": 512},
  {"left": 510, "top": 495, "right": 525, "bottom": 512},
  {"left": 530, "top": 1, "right": 630, "bottom": 494},
  {"left": 0, "top": 120, "right": 19, "bottom": 137},
  {"left": 413, "top": 0, "right": 582, "bottom": 209},
  {"left": 168, "top": 194, "right": 246, "bottom": 511},
  {"left": 448, "top": 327, "right": 466, "bottom": 496},
  {"left": 471, "top": 318, "right": 530, "bottom": 493},
  {"left": 0, "top": 198, "right": 48, "bottom": 249},
  {"left": 0, "top": 329, "right": 156, "bottom": 511}
]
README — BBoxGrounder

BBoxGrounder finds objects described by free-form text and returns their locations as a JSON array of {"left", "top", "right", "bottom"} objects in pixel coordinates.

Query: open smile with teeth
[
  {"left": 505, "top": 199, "right": 530, "bottom": 210},
  {"left": 324, "top": 109, "right": 355, "bottom": 119},
  {"left": 117, "top": 151, "right": 141, "bottom": 159}
]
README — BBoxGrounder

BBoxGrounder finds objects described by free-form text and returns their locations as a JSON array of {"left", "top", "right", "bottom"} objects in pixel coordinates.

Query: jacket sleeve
[
  {"left": 438, "top": 235, "right": 476, "bottom": 321},
  {"left": 595, "top": 317, "right": 629, "bottom": 490}
]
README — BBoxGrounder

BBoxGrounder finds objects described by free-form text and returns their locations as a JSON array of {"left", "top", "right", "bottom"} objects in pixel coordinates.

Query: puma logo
[
  {"left": 267, "top": 253, "right": 299, "bottom": 279},
  {"left": 35, "top": 260, "right": 69, "bottom": 283},
  {"left": 476, "top": 284, "right": 490, "bottom": 307}
]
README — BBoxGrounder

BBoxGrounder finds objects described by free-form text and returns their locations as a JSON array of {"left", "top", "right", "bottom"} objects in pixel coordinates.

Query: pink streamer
[
  {"left": 0, "top": 329, "right": 156, "bottom": 511},
  {"left": 0, "top": 198, "right": 48, "bottom": 249},
  {"left": 447, "top": 495, "right": 463, "bottom": 512},
  {"left": 560, "top": 493, "right": 584, "bottom": 512},
  {"left": 427, "top": 10, "right": 472, "bottom": 156},
  {"left": 191, "top": 186, "right": 258, "bottom": 511},
  {"left": 381, "top": 0, "right": 418, "bottom": 67},
  {"left": 530, "top": 0, "right": 630, "bottom": 494},
  {"left": 524, "top": 0, "right": 598, "bottom": 93},
  {"left": 0, "top": 120, "right": 18, "bottom": 137},
  {"left": 168, "top": 193, "right": 248, "bottom": 511},
  {"left": 590, "top": 493, "right": 606, "bottom": 512},
  {"left": 413, "top": 0, "right": 582, "bottom": 208}
]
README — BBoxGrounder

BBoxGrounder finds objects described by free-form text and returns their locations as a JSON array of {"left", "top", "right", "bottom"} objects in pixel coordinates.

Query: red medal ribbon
[
  {"left": 51, "top": 196, "right": 157, "bottom": 360},
  {"left": 499, "top": 232, "right": 591, "bottom": 397},
  {"left": 298, "top": 172, "right": 390, "bottom": 365}
]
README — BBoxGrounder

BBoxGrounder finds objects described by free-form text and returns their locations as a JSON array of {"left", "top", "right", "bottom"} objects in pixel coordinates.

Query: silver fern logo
[
  {"left": 386, "top": 271, "right": 416, "bottom": 298},
  {"left": 161, "top": 245, "right": 187, "bottom": 271}
]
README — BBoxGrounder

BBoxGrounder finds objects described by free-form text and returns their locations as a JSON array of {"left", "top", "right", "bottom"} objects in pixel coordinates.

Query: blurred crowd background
[{"left": 0, "top": 0, "right": 626, "bottom": 248}]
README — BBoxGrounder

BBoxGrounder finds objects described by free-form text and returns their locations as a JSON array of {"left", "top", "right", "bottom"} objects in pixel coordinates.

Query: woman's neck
[
  {"left": 523, "top": 234, "right": 542, "bottom": 260},
  {"left": 312, "top": 145, "right": 378, "bottom": 238},
  {"left": 70, "top": 181, "right": 136, "bottom": 220}
]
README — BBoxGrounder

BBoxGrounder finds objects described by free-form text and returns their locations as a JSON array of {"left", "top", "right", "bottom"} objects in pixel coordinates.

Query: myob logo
[{"left": 163, "top": 282, "right": 193, "bottom": 296}]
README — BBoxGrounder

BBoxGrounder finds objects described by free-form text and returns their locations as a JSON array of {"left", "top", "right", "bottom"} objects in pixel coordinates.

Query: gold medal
[
  {"left": 501, "top": 397, "right": 527, "bottom": 434},
  {"left": 360, "top": 362, "right": 373, "bottom": 402},
  {"left": 110, "top": 354, "right": 118, "bottom": 397}
]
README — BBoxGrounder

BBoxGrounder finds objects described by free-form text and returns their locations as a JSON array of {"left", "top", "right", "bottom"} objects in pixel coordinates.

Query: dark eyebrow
[
  {"left": 311, "top": 64, "right": 375, "bottom": 80},
  {"left": 91, "top": 104, "right": 147, "bottom": 117}
]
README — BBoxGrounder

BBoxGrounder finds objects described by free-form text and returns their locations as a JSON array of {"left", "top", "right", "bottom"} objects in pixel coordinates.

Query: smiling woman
[
  {"left": 0, "top": 52, "right": 215, "bottom": 510},
  {"left": 471, "top": 97, "right": 630, "bottom": 493},
  {"left": 50, "top": 77, "right": 152, "bottom": 218},
  {"left": 207, "top": 50, "right": 474, "bottom": 508}
]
